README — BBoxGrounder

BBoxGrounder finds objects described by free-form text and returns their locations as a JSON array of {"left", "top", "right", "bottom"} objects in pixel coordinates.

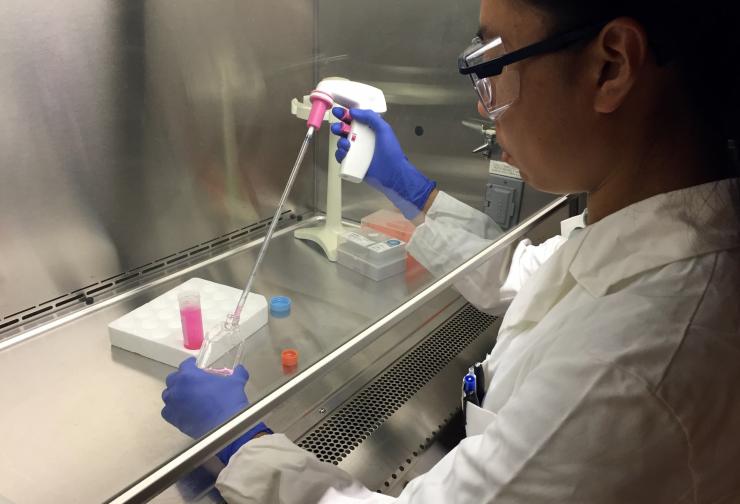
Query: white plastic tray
[
  {"left": 337, "top": 248, "right": 405, "bottom": 281},
  {"left": 108, "top": 278, "right": 267, "bottom": 368}
]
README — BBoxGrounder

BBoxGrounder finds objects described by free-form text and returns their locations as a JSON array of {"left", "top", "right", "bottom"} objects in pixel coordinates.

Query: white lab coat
[{"left": 217, "top": 179, "right": 740, "bottom": 503}]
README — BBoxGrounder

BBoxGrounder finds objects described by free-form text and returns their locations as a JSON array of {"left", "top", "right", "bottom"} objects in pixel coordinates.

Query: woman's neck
[{"left": 586, "top": 124, "right": 725, "bottom": 225}]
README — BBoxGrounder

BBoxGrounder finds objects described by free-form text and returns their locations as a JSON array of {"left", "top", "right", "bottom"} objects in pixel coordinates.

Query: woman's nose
[{"left": 477, "top": 100, "right": 488, "bottom": 119}]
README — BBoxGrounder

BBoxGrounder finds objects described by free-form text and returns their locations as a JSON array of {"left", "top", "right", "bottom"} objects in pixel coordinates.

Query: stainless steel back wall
[
  {"left": 0, "top": 1, "right": 316, "bottom": 320},
  {"left": 315, "top": 0, "right": 488, "bottom": 220}
]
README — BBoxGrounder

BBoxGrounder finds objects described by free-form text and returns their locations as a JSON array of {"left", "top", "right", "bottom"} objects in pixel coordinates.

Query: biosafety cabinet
[{"left": 0, "top": 1, "right": 571, "bottom": 502}]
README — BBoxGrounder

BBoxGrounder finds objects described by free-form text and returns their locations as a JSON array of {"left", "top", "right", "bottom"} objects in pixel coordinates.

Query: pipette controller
[{"left": 306, "top": 79, "right": 387, "bottom": 183}]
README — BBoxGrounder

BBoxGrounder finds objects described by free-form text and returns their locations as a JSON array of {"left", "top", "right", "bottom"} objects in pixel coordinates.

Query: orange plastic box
[{"left": 360, "top": 209, "right": 415, "bottom": 242}]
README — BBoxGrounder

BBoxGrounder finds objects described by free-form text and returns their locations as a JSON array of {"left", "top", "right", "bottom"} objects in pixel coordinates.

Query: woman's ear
[{"left": 589, "top": 17, "right": 649, "bottom": 114}]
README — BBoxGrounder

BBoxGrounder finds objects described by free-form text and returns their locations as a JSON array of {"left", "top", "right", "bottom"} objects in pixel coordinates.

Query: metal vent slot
[
  {"left": 0, "top": 210, "right": 296, "bottom": 337},
  {"left": 297, "top": 304, "right": 497, "bottom": 465}
]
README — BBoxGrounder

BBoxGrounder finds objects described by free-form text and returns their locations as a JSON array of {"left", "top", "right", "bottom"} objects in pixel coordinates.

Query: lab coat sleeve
[
  {"left": 407, "top": 191, "right": 565, "bottom": 314},
  {"left": 215, "top": 433, "right": 394, "bottom": 504}
]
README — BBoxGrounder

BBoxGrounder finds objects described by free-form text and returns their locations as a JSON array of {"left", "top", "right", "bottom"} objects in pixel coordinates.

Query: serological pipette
[{"left": 196, "top": 90, "right": 335, "bottom": 373}]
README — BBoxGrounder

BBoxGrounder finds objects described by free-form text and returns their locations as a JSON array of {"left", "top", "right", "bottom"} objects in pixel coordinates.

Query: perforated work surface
[{"left": 297, "top": 304, "right": 497, "bottom": 464}]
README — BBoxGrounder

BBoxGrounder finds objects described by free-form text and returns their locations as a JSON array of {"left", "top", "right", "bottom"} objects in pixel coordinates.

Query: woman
[{"left": 162, "top": 0, "right": 740, "bottom": 501}]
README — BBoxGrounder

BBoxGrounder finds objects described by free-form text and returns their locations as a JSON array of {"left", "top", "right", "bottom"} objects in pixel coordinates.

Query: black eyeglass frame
[{"left": 458, "top": 21, "right": 609, "bottom": 79}]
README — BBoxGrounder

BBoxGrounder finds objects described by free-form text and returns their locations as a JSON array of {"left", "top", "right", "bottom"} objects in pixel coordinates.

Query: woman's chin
[{"left": 501, "top": 150, "right": 520, "bottom": 172}]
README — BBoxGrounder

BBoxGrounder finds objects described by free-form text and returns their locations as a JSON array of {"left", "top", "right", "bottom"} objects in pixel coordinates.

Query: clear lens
[
  {"left": 470, "top": 70, "right": 520, "bottom": 121},
  {"left": 462, "top": 36, "right": 520, "bottom": 120}
]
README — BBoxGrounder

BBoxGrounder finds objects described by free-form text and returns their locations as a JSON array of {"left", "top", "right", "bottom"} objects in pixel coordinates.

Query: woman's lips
[{"left": 496, "top": 133, "right": 513, "bottom": 165}]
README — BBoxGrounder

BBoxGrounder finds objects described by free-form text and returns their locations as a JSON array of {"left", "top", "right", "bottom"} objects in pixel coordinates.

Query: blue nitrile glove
[
  {"left": 331, "top": 108, "right": 437, "bottom": 219},
  {"left": 161, "top": 357, "right": 272, "bottom": 464}
]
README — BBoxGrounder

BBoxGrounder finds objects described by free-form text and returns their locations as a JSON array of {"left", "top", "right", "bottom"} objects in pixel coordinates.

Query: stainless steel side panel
[{"left": 0, "top": 1, "right": 315, "bottom": 321}]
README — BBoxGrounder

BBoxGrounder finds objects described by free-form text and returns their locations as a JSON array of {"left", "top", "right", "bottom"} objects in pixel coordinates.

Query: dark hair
[{"left": 522, "top": 0, "right": 740, "bottom": 180}]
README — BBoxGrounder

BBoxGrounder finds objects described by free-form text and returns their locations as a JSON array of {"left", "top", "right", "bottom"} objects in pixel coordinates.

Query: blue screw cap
[
  {"left": 463, "top": 374, "right": 476, "bottom": 393},
  {"left": 270, "top": 296, "right": 292, "bottom": 317}
]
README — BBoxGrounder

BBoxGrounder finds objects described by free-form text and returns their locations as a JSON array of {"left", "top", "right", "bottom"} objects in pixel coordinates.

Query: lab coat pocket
[{"left": 465, "top": 402, "right": 498, "bottom": 437}]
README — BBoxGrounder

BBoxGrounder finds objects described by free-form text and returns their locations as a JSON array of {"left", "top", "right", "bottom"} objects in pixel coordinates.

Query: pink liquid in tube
[{"left": 178, "top": 291, "right": 204, "bottom": 350}]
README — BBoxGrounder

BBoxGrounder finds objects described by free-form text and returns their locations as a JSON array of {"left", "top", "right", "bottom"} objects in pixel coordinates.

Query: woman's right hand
[{"left": 331, "top": 108, "right": 437, "bottom": 219}]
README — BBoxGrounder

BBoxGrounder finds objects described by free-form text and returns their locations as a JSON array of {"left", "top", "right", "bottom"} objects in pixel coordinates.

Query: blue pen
[{"left": 462, "top": 370, "right": 479, "bottom": 414}]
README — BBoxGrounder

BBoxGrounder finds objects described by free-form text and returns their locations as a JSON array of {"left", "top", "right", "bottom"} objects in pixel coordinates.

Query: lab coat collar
[
  {"left": 497, "top": 226, "right": 588, "bottom": 335},
  {"left": 498, "top": 178, "right": 740, "bottom": 337},
  {"left": 571, "top": 178, "right": 740, "bottom": 297},
  {"left": 559, "top": 210, "right": 587, "bottom": 238}
]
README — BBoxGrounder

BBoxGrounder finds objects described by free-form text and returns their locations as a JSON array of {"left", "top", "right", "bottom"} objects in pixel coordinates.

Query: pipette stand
[{"left": 291, "top": 95, "right": 349, "bottom": 262}]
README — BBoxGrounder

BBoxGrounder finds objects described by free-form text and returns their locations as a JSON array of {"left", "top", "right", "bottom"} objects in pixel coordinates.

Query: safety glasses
[{"left": 458, "top": 22, "right": 607, "bottom": 120}]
